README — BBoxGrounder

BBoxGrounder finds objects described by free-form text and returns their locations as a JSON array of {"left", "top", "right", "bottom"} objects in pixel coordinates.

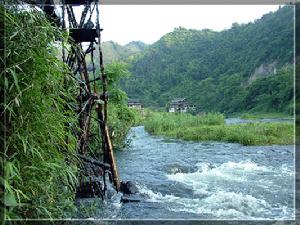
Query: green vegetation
[
  {"left": 144, "top": 112, "right": 294, "bottom": 146},
  {"left": 2, "top": 6, "right": 78, "bottom": 219},
  {"left": 1, "top": 4, "right": 296, "bottom": 220},
  {"left": 105, "top": 62, "right": 140, "bottom": 149},
  {"left": 1, "top": 6, "right": 138, "bottom": 219},
  {"left": 120, "top": 6, "right": 294, "bottom": 115}
]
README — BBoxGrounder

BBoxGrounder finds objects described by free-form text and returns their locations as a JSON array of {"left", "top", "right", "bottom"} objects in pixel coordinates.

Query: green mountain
[
  {"left": 120, "top": 6, "right": 294, "bottom": 114},
  {"left": 102, "top": 41, "right": 148, "bottom": 64}
]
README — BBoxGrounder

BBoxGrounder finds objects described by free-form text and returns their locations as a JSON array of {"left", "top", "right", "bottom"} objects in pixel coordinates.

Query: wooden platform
[
  {"left": 69, "top": 28, "right": 101, "bottom": 42},
  {"left": 64, "top": 0, "right": 93, "bottom": 5}
]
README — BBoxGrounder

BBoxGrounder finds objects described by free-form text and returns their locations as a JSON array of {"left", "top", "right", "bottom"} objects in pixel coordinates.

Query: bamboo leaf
[
  {"left": 5, "top": 192, "right": 18, "bottom": 207},
  {"left": 10, "top": 69, "right": 20, "bottom": 93}
]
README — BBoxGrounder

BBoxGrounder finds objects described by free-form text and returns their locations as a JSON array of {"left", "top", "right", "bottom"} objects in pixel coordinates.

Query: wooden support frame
[{"left": 62, "top": 2, "right": 121, "bottom": 194}]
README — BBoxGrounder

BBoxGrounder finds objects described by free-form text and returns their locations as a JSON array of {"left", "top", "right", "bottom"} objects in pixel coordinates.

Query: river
[
  {"left": 225, "top": 117, "right": 294, "bottom": 124},
  {"left": 77, "top": 126, "right": 295, "bottom": 220}
]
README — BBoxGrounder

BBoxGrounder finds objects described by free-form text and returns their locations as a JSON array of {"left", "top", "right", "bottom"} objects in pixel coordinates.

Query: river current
[{"left": 77, "top": 125, "right": 295, "bottom": 220}]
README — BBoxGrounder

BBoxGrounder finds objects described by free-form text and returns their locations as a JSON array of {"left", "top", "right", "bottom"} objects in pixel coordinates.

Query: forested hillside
[{"left": 120, "top": 6, "right": 294, "bottom": 114}]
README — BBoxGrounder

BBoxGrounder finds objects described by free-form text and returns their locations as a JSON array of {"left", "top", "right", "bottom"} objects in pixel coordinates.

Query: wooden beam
[{"left": 77, "top": 154, "right": 111, "bottom": 170}]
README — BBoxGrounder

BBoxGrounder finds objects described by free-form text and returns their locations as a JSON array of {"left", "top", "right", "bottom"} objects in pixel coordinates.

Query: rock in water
[
  {"left": 120, "top": 195, "right": 141, "bottom": 203},
  {"left": 120, "top": 181, "right": 138, "bottom": 194}
]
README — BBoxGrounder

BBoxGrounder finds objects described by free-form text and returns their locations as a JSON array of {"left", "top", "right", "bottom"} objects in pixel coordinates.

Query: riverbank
[{"left": 143, "top": 112, "right": 294, "bottom": 145}]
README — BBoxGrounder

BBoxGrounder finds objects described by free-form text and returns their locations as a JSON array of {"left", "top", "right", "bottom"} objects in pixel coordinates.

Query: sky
[{"left": 99, "top": 5, "right": 280, "bottom": 45}]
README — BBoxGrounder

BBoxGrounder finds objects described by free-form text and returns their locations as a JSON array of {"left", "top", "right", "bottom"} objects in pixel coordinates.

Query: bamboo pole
[
  {"left": 96, "top": 103, "right": 120, "bottom": 191},
  {"left": 103, "top": 124, "right": 120, "bottom": 191},
  {"left": 95, "top": 1, "right": 121, "bottom": 192}
]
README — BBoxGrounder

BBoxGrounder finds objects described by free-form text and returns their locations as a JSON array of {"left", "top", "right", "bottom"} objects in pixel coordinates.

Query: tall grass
[
  {"left": 144, "top": 112, "right": 225, "bottom": 134},
  {"left": 166, "top": 122, "right": 294, "bottom": 145},
  {"left": 144, "top": 112, "right": 294, "bottom": 145}
]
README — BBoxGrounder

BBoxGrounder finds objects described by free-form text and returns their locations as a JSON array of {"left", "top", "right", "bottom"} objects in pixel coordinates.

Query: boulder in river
[{"left": 120, "top": 181, "right": 138, "bottom": 194}]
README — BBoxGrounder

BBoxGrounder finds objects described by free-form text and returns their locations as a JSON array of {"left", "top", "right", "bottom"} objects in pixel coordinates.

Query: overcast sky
[{"left": 97, "top": 5, "right": 280, "bottom": 45}]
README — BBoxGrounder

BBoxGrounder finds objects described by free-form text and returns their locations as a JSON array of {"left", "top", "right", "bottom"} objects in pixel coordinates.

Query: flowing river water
[{"left": 77, "top": 121, "right": 295, "bottom": 220}]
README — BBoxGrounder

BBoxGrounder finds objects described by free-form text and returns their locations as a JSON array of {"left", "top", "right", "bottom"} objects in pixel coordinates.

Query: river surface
[
  {"left": 225, "top": 117, "right": 294, "bottom": 124},
  {"left": 77, "top": 126, "right": 295, "bottom": 220}
]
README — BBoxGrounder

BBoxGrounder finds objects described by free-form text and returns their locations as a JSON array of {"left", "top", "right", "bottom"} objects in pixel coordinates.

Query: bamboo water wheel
[{"left": 39, "top": 0, "right": 121, "bottom": 196}]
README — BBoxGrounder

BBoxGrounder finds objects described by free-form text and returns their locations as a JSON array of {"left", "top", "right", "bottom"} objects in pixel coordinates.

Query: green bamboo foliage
[
  {"left": 1, "top": 5, "right": 139, "bottom": 218},
  {"left": 2, "top": 6, "right": 78, "bottom": 218}
]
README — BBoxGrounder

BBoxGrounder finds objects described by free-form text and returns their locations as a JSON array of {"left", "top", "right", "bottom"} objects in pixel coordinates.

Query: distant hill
[
  {"left": 102, "top": 41, "right": 148, "bottom": 64},
  {"left": 120, "top": 6, "right": 294, "bottom": 114}
]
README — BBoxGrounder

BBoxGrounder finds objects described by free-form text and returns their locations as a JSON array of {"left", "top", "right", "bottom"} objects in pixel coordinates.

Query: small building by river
[
  {"left": 168, "top": 98, "right": 188, "bottom": 113},
  {"left": 128, "top": 99, "right": 142, "bottom": 109},
  {"left": 168, "top": 98, "right": 197, "bottom": 113}
]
